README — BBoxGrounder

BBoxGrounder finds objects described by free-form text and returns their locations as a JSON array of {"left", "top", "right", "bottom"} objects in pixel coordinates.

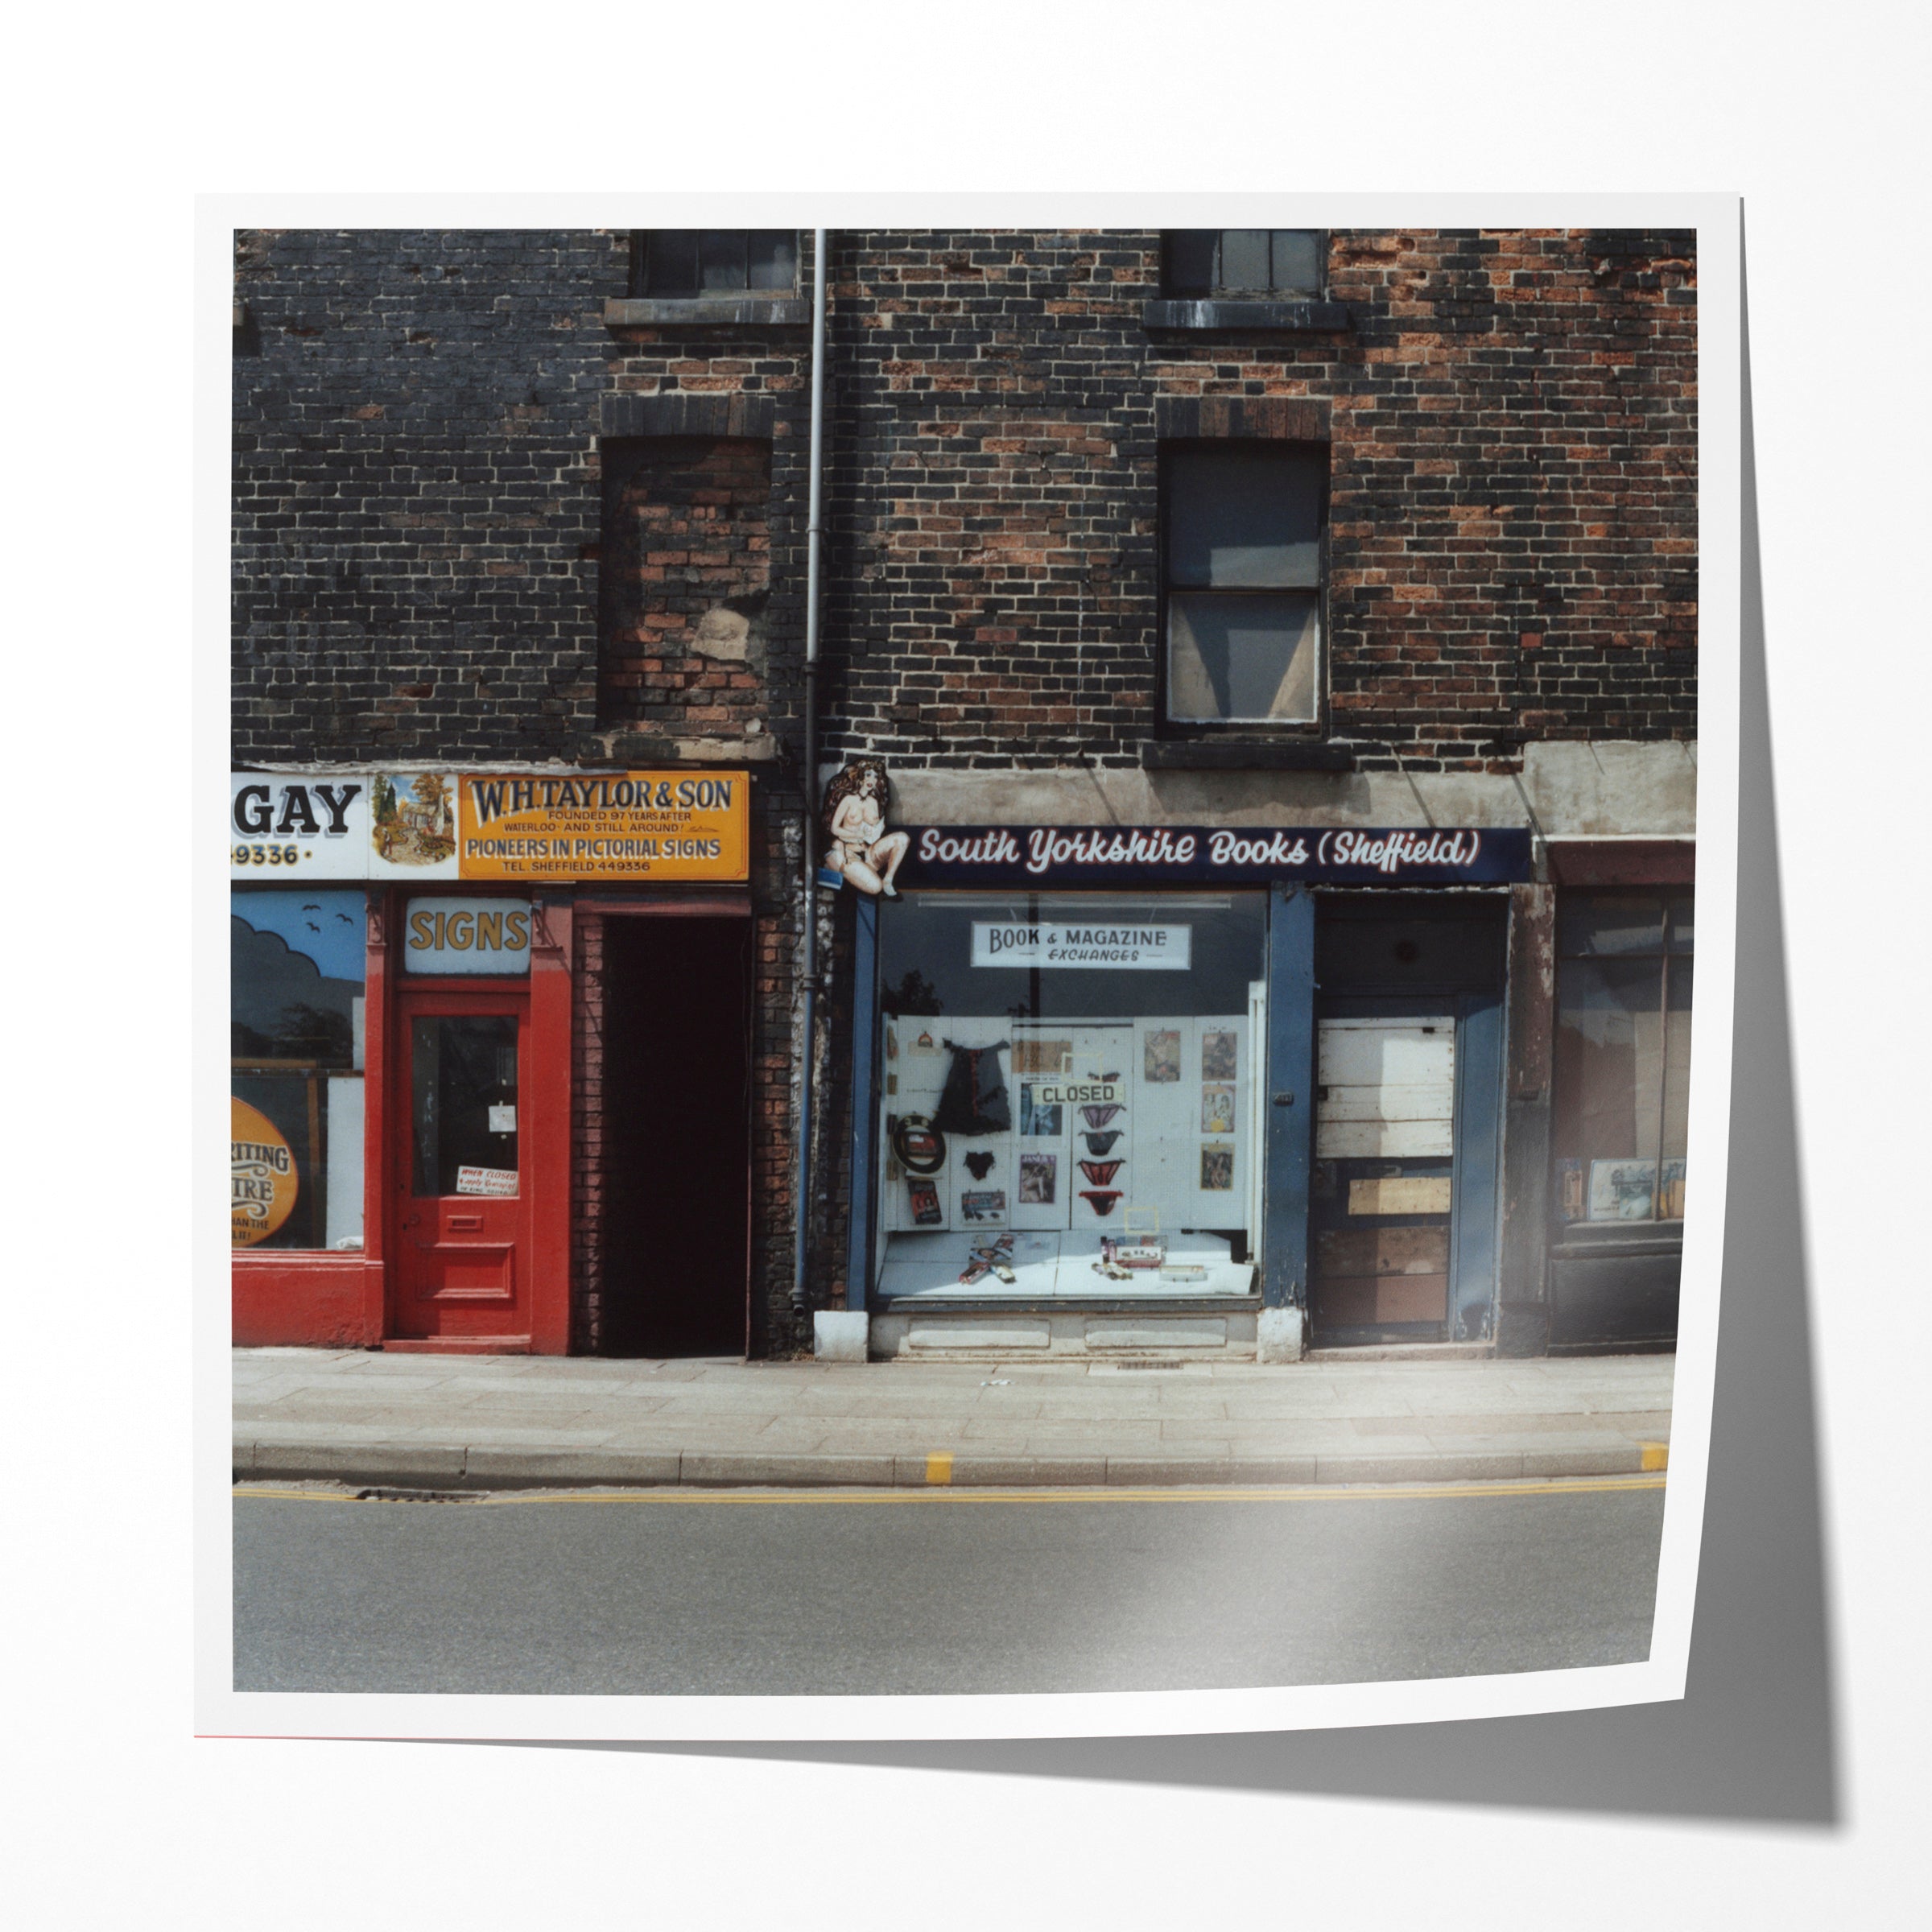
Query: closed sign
[{"left": 404, "top": 898, "right": 534, "bottom": 974}]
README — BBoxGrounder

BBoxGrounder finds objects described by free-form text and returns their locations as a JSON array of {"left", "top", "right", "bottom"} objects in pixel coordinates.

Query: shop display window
[
  {"left": 231, "top": 889, "right": 367, "bottom": 1250},
  {"left": 875, "top": 894, "right": 1266, "bottom": 1298},
  {"left": 1550, "top": 893, "right": 1693, "bottom": 1226}
]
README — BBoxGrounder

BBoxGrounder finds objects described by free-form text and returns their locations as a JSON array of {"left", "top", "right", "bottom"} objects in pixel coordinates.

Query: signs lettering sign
[
  {"left": 403, "top": 898, "right": 535, "bottom": 975},
  {"left": 900, "top": 825, "right": 1534, "bottom": 889}
]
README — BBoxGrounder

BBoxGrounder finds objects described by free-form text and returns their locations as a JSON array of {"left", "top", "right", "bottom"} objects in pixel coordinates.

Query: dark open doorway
[{"left": 600, "top": 914, "right": 752, "bottom": 1356}]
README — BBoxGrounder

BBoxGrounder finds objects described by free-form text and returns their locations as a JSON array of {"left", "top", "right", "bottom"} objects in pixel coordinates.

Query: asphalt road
[{"left": 232, "top": 1477, "right": 1666, "bottom": 1695}]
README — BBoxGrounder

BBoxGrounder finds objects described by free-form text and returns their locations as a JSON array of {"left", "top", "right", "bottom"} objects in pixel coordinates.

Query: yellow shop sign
[{"left": 457, "top": 771, "right": 749, "bottom": 881}]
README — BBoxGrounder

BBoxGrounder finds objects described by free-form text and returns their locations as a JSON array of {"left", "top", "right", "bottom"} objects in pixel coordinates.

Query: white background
[{"left": 13, "top": 5, "right": 1925, "bottom": 1926}]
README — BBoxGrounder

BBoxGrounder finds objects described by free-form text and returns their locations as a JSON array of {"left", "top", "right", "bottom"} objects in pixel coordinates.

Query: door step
[
  {"left": 382, "top": 1336, "right": 534, "bottom": 1354},
  {"left": 1306, "top": 1342, "right": 1493, "bottom": 1362}
]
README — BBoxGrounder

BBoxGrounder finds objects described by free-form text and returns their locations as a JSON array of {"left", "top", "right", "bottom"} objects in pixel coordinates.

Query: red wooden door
[{"left": 393, "top": 987, "right": 534, "bottom": 1341}]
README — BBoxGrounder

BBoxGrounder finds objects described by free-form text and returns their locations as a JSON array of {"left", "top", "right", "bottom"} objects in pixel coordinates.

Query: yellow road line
[{"left": 234, "top": 1473, "right": 1666, "bottom": 1508}]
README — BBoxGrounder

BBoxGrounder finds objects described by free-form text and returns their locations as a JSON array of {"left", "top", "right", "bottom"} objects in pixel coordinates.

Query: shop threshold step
[
  {"left": 1307, "top": 1342, "right": 1495, "bottom": 1362},
  {"left": 381, "top": 1336, "right": 535, "bottom": 1354}
]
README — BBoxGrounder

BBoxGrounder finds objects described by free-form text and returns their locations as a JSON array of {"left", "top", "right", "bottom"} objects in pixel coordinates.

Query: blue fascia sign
[{"left": 896, "top": 824, "right": 1534, "bottom": 890}]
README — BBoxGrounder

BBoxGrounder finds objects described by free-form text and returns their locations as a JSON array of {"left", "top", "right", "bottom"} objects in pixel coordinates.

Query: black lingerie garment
[{"left": 933, "top": 1038, "right": 1012, "bottom": 1134}]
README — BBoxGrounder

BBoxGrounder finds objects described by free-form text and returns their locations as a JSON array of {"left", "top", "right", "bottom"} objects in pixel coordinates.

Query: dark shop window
[
  {"left": 1165, "top": 229, "right": 1324, "bottom": 297},
  {"left": 1550, "top": 893, "right": 1694, "bottom": 1228},
  {"left": 630, "top": 231, "right": 799, "bottom": 298},
  {"left": 1162, "top": 442, "right": 1327, "bottom": 726}
]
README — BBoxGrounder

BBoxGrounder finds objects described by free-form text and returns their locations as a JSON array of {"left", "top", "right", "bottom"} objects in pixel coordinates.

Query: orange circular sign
[{"left": 232, "top": 1097, "right": 299, "bottom": 1246}]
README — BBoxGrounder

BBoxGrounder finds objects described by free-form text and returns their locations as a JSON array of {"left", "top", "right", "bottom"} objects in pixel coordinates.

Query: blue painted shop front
[{"left": 841, "top": 848, "right": 1515, "bottom": 1354}]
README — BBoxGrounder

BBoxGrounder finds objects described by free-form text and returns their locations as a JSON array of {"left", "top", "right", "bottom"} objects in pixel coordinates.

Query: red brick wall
[{"left": 599, "top": 436, "right": 774, "bottom": 737}]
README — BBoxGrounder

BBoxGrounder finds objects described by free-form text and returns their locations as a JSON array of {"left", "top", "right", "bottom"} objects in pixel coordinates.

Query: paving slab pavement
[{"left": 232, "top": 1347, "right": 1674, "bottom": 1490}]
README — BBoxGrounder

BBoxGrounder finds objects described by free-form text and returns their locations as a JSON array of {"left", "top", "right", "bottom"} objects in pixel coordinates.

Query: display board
[{"left": 880, "top": 1014, "right": 1252, "bottom": 1242}]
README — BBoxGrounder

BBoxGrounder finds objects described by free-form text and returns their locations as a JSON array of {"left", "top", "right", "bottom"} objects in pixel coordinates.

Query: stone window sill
[
  {"left": 1141, "top": 298, "right": 1352, "bottom": 333},
  {"left": 1142, "top": 740, "right": 1356, "bottom": 773},
  {"left": 604, "top": 295, "right": 811, "bottom": 332}
]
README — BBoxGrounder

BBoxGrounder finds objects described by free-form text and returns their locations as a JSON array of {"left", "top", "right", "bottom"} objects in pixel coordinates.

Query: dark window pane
[
  {"left": 411, "top": 1015, "right": 519, "bottom": 1197},
  {"left": 1166, "top": 231, "right": 1217, "bottom": 294},
  {"left": 646, "top": 232, "right": 698, "bottom": 296},
  {"left": 1557, "top": 894, "right": 1668, "bottom": 956},
  {"left": 1269, "top": 229, "right": 1322, "bottom": 293},
  {"left": 1218, "top": 229, "right": 1271, "bottom": 291},
  {"left": 1551, "top": 956, "right": 1666, "bottom": 1221},
  {"left": 746, "top": 231, "right": 797, "bottom": 289},
  {"left": 1668, "top": 893, "right": 1695, "bottom": 953},
  {"left": 1168, "top": 590, "right": 1320, "bottom": 722},
  {"left": 1660, "top": 955, "right": 1693, "bottom": 1216},
  {"left": 699, "top": 231, "right": 747, "bottom": 291},
  {"left": 1168, "top": 445, "right": 1324, "bottom": 587}
]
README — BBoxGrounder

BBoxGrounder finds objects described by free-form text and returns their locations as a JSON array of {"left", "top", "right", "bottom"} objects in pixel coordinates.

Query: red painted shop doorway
[
  {"left": 391, "top": 986, "right": 535, "bottom": 1344},
  {"left": 600, "top": 914, "right": 753, "bottom": 1356}
]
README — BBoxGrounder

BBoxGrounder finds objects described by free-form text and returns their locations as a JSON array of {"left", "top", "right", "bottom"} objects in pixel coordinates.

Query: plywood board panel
[
  {"left": 1347, "top": 1174, "right": 1454, "bottom": 1216},
  {"left": 1318, "top": 1274, "right": 1450, "bottom": 1326},
  {"left": 1316, "top": 1227, "right": 1451, "bottom": 1277},
  {"left": 1317, "top": 1117, "right": 1455, "bottom": 1158},
  {"left": 1318, "top": 1023, "right": 1455, "bottom": 1089},
  {"left": 1317, "top": 1082, "right": 1456, "bottom": 1123}
]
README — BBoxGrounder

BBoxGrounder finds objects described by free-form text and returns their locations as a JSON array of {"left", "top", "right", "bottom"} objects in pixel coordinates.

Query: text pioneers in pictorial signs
[
  {"left": 458, "top": 771, "right": 749, "bottom": 882},
  {"left": 972, "top": 922, "right": 1193, "bottom": 970}
]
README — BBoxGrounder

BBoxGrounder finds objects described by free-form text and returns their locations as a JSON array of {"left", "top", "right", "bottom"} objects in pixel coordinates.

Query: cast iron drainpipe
[{"left": 791, "top": 227, "right": 829, "bottom": 1332}]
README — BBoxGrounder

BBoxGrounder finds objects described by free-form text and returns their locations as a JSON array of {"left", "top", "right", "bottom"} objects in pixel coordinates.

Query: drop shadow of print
[{"left": 500, "top": 219, "right": 1839, "bottom": 1827}]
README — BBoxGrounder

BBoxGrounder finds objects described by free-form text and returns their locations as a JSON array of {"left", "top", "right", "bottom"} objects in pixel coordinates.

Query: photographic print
[
  {"left": 1018, "top": 1153, "right": 1057, "bottom": 1204},
  {"left": 211, "top": 200, "right": 1737, "bottom": 1752},
  {"left": 1143, "top": 1028, "right": 1182, "bottom": 1083},
  {"left": 1200, "top": 1030, "right": 1237, "bottom": 1081},
  {"left": 1018, "top": 1083, "right": 1063, "bottom": 1137}
]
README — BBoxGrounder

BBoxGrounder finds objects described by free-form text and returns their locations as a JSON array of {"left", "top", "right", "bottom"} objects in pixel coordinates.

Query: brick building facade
[{"left": 231, "top": 225, "right": 1696, "bottom": 1363}]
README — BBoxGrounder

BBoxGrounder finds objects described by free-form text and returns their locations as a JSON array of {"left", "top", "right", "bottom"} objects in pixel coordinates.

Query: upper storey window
[
  {"left": 1162, "top": 443, "right": 1327, "bottom": 727},
  {"left": 1164, "top": 229, "right": 1324, "bottom": 298},
  {"left": 630, "top": 231, "right": 799, "bottom": 299}
]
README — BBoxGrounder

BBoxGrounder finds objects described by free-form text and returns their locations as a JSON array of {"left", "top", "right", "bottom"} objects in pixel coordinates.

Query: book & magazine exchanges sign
[
  {"left": 229, "top": 770, "right": 749, "bottom": 882},
  {"left": 899, "top": 824, "right": 1534, "bottom": 888}
]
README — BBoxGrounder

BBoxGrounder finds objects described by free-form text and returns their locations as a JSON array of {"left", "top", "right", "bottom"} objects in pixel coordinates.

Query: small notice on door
[
  {"left": 456, "top": 1166, "right": 518, "bottom": 1196},
  {"left": 488, "top": 1105, "right": 518, "bottom": 1134}
]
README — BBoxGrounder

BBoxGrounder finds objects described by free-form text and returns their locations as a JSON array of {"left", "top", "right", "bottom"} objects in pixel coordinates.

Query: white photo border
[{"left": 197, "top": 191, "right": 1740, "bottom": 1744}]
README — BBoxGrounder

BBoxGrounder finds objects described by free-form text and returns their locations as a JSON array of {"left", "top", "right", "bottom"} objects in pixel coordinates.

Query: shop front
[
  {"left": 230, "top": 768, "right": 753, "bottom": 1355},
  {"left": 840, "top": 824, "right": 1534, "bottom": 1360}
]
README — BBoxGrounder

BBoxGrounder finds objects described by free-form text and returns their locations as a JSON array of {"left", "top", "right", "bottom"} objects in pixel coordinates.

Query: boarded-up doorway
[{"left": 600, "top": 914, "right": 752, "bottom": 1356}]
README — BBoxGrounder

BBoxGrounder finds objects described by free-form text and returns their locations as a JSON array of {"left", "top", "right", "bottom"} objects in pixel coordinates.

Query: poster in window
[
  {"left": 1018, "top": 1154, "right": 1057, "bottom": 1204},
  {"left": 1658, "top": 1158, "right": 1686, "bottom": 1220},
  {"left": 1201, "top": 1084, "right": 1236, "bottom": 1135},
  {"left": 1012, "top": 1038, "right": 1071, "bottom": 1075},
  {"left": 1200, "top": 1030, "right": 1238, "bottom": 1080},
  {"left": 1143, "top": 1029, "right": 1182, "bottom": 1084},
  {"left": 907, "top": 1179, "right": 943, "bottom": 1226},
  {"left": 232, "top": 1097, "right": 299, "bottom": 1246},
  {"left": 960, "top": 1190, "right": 1008, "bottom": 1224},
  {"left": 1588, "top": 1158, "right": 1657, "bottom": 1221},
  {"left": 1200, "top": 1145, "right": 1234, "bottom": 1191},
  {"left": 1556, "top": 1158, "right": 1587, "bottom": 1221}
]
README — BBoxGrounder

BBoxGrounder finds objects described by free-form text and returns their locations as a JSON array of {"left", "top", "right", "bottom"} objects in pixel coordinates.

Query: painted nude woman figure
[{"left": 821, "top": 758, "right": 910, "bottom": 896}]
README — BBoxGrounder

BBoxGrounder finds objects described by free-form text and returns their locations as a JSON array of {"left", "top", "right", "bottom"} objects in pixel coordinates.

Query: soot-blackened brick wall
[
  {"left": 599, "top": 436, "right": 772, "bottom": 737},
  {"left": 816, "top": 228, "right": 1696, "bottom": 774},
  {"left": 232, "top": 229, "right": 628, "bottom": 762}
]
